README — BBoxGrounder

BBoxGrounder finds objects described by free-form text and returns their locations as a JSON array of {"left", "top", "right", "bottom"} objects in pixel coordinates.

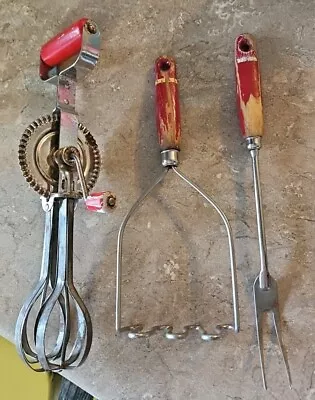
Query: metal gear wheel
[{"left": 18, "top": 114, "right": 100, "bottom": 197}]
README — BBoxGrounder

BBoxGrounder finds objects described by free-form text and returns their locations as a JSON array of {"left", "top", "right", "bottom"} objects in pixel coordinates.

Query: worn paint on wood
[
  {"left": 155, "top": 56, "right": 181, "bottom": 151},
  {"left": 235, "top": 34, "right": 263, "bottom": 138}
]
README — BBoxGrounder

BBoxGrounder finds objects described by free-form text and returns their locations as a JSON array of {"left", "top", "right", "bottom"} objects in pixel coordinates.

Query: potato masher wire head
[
  {"left": 116, "top": 56, "right": 240, "bottom": 341},
  {"left": 15, "top": 19, "right": 114, "bottom": 372}
]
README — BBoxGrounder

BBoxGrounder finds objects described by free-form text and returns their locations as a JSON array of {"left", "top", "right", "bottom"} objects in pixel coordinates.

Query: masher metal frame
[
  {"left": 116, "top": 151, "right": 240, "bottom": 340},
  {"left": 116, "top": 57, "right": 239, "bottom": 340}
]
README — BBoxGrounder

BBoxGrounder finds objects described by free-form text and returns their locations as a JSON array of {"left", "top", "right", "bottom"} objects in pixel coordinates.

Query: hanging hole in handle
[
  {"left": 238, "top": 38, "right": 252, "bottom": 53},
  {"left": 160, "top": 60, "right": 171, "bottom": 71}
]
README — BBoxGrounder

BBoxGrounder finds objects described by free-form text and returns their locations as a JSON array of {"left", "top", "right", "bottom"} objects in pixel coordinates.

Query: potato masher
[{"left": 116, "top": 56, "right": 240, "bottom": 341}]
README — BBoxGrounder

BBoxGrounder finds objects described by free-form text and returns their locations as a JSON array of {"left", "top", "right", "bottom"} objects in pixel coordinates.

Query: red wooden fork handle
[
  {"left": 155, "top": 56, "right": 181, "bottom": 151},
  {"left": 40, "top": 18, "right": 88, "bottom": 69},
  {"left": 235, "top": 34, "right": 263, "bottom": 139}
]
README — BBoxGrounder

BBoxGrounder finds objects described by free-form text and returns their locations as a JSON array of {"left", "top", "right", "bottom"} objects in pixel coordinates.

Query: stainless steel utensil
[
  {"left": 116, "top": 56, "right": 239, "bottom": 341},
  {"left": 235, "top": 33, "right": 291, "bottom": 389},
  {"left": 15, "top": 19, "right": 114, "bottom": 371}
]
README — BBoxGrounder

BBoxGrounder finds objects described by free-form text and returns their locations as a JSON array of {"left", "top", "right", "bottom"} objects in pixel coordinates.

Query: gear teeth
[
  {"left": 19, "top": 114, "right": 101, "bottom": 197},
  {"left": 38, "top": 188, "right": 47, "bottom": 196}
]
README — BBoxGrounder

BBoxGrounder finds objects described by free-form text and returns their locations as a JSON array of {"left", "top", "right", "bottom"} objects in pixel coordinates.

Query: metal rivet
[
  {"left": 86, "top": 21, "right": 97, "bottom": 34},
  {"left": 107, "top": 195, "right": 116, "bottom": 208}
]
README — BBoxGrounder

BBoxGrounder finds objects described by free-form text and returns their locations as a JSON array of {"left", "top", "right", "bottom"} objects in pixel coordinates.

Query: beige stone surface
[{"left": 0, "top": 1, "right": 314, "bottom": 399}]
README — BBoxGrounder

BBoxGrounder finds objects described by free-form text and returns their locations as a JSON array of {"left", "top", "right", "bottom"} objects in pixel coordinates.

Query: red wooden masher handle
[
  {"left": 155, "top": 56, "right": 181, "bottom": 151},
  {"left": 235, "top": 34, "right": 263, "bottom": 139}
]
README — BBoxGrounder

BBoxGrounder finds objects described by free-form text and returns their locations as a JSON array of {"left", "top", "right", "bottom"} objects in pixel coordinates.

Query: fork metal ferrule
[{"left": 246, "top": 136, "right": 261, "bottom": 151}]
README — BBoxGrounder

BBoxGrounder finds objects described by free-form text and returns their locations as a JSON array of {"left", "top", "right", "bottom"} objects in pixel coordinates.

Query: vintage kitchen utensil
[
  {"left": 116, "top": 56, "right": 239, "bottom": 340},
  {"left": 15, "top": 18, "right": 115, "bottom": 372},
  {"left": 235, "top": 33, "right": 291, "bottom": 389}
]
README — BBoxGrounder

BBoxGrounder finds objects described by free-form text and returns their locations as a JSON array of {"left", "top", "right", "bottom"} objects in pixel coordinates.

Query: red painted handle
[
  {"left": 85, "top": 192, "right": 116, "bottom": 213},
  {"left": 235, "top": 34, "right": 263, "bottom": 138},
  {"left": 155, "top": 56, "right": 181, "bottom": 151},
  {"left": 40, "top": 18, "right": 88, "bottom": 68}
]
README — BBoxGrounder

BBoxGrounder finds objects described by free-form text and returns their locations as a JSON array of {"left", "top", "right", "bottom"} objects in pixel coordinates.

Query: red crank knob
[{"left": 85, "top": 192, "right": 116, "bottom": 213}]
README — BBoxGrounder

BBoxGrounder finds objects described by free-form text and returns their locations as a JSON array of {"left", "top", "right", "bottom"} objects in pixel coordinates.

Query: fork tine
[
  {"left": 255, "top": 307, "right": 267, "bottom": 390},
  {"left": 272, "top": 307, "right": 292, "bottom": 388}
]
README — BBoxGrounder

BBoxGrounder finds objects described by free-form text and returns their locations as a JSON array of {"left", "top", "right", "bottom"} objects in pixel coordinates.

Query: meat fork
[{"left": 235, "top": 33, "right": 292, "bottom": 389}]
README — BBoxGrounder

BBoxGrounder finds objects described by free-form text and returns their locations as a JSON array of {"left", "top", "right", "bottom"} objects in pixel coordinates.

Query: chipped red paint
[
  {"left": 235, "top": 34, "right": 263, "bottom": 138},
  {"left": 40, "top": 18, "right": 88, "bottom": 75},
  {"left": 155, "top": 56, "right": 181, "bottom": 151},
  {"left": 85, "top": 192, "right": 105, "bottom": 213}
]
